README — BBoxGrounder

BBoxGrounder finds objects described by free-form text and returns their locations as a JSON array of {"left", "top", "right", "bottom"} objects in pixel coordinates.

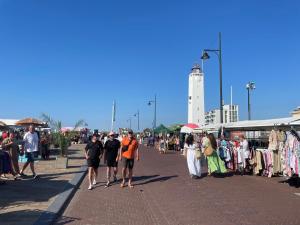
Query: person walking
[
  {"left": 85, "top": 134, "right": 103, "bottom": 190},
  {"left": 1, "top": 132, "right": 21, "bottom": 179},
  {"left": 104, "top": 131, "right": 121, "bottom": 187},
  {"left": 40, "top": 131, "right": 50, "bottom": 160},
  {"left": 184, "top": 134, "right": 201, "bottom": 178},
  {"left": 120, "top": 130, "right": 139, "bottom": 188},
  {"left": 203, "top": 133, "right": 227, "bottom": 175},
  {"left": 20, "top": 125, "right": 39, "bottom": 179},
  {"left": 239, "top": 134, "right": 250, "bottom": 175}
]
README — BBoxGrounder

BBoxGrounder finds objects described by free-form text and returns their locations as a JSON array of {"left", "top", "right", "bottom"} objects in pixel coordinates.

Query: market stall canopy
[
  {"left": 16, "top": 118, "right": 46, "bottom": 127},
  {"left": 0, "top": 119, "right": 19, "bottom": 126},
  {"left": 184, "top": 123, "right": 199, "bottom": 129},
  {"left": 180, "top": 124, "right": 196, "bottom": 133},
  {"left": 154, "top": 124, "right": 170, "bottom": 134},
  {"left": 61, "top": 127, "right": 88, "bottom": 132},
  {"left": 168, "top": 124, "right": 183, "bottom": 132},
  {"left": 223, "top": 117, "right": 300, "bottom": 130},
  {"left": 200, "top": 117, "right": 300, "bottom": 132},
  {"left": 180, "top": 123, "right": 200, "bottom": 134}
]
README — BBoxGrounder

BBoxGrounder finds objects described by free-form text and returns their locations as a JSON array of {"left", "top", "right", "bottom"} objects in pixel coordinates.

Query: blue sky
[{"left": 0, "top": 0, "right": 299, "bottom": 130}]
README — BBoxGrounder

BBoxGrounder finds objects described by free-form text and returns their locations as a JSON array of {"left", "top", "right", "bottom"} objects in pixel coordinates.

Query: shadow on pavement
[
  {"left": 0, "top": 209, "right": 81, "bottom": 225},
  {"left": 212, "top": 171, "right": 235, "bottom": 178},
  {"left": 0, "top": 176, "right": 75, "bottom": 212},
  {"left": 278, "top": 176, "right": 300, "bottom": 188},
  {"left": 39, "top": 170, "right": 84, "bottom": 179},
  {"left": 135, "top": 175, "right": 178, "bottom": 186},
  {"left": 0, "top": 209, "right": 43, "bottom": 225},
  {"left": 54, "top": 214, "right": 81, "bottom": 225},
  {"left": 133, "top": 175, "right": 160, "bottom": 182}
]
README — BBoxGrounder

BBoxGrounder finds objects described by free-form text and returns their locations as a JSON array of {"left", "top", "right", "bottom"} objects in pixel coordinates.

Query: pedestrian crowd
[
  {"left": 0, "top": 125, "right": 48, "bottom": 184},
  {"left": 84, "top": 129, "right": 139, "bottom": 190},
  {"left": 183, "top": 132, "right": 250, "bottom": 179}
]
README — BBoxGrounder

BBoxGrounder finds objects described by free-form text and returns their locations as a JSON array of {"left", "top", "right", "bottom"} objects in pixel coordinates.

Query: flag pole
[{"left": 111, "top": 100, "right": 116, "bottom": 131}]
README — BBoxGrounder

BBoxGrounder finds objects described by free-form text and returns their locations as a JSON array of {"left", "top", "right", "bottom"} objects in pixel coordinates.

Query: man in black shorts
[
  {"left": 120, "top": 130, "right": 139, "bottom": 188},
  {"left": 85, "top": 134, "right": 103, "bottom": 190},
  {"left": 104, "top": 131, "right": 121, "bottom": 187}
]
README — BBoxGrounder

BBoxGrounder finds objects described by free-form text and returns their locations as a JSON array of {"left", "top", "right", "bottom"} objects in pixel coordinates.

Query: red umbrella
[{"left": 184, "top": 123, "right": 199, "bottom": 129}]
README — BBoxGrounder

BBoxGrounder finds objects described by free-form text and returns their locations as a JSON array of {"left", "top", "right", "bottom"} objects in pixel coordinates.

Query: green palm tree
[{"left": 41, "top": 113, "right": 87, "bottom": 157}]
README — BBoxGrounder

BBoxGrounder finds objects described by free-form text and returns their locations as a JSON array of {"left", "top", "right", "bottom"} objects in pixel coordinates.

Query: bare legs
[
  {"left": 88, "top": 167, "right": 98, "bottom": 189},
  {"left": 121, "top": 168, "right": 133, "bottom": 188},
  {"left": 128, "top": 169, "right": 133, "bottom": 187},
  {"left": 106, "top": 167, "right": 118, "bottom": 184},
  {"left": 121, "top": 167, "right": 126, "bottom": 187},
  {"left": 21, "top": 162, "right": 35, "bottom": 176}
]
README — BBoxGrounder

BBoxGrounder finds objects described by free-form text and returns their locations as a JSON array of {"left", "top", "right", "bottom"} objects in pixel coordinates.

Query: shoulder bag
[{"left": 122, "top": 139, "right": 133, "bottom": 153}]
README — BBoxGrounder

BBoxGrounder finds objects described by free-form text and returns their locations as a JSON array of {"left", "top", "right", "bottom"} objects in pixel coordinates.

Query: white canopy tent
[
  {"left": 180, "top": 126, "right": 194, "bottom": 134},
  {"left": 198, "top": 117, "right": 300, "bottom": 133},
  {"left": 0, "top": 119, "right": 19, "bottom": 126}
]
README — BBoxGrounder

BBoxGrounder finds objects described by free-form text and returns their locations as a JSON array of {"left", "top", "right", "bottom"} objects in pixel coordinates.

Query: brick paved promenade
[
  {"left": 0, "top": 144, "right": 86, "bottom": 225},
  {"left": 56, "top": 146, "right": 300, "bottom": 225}
]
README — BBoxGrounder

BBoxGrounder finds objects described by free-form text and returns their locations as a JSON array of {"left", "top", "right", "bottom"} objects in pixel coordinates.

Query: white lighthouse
[{"left": 188, "top": 64, "right": 205, "bottom": 126}]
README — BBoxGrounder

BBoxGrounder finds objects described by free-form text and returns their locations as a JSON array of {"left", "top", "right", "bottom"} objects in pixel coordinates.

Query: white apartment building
[{"left": 205, "top": 104, "right": 239, "bottom": 125}]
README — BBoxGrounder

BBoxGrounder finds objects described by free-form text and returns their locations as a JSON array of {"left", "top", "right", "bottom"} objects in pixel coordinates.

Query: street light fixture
[
  {"left": 133, "top": 110, "right": 140, "bottom": 131},
  {"left": 246, "top": 82, "right": 256, "bottom": 120},
  {"left": 201, "top": 32, "right": 224, "bottom": 124},
  {"left": 127, "top": 117, "right": 132, "bottom": 130},
  {"left": 148, "top": 94, "right": 157, "bottom": 135}
]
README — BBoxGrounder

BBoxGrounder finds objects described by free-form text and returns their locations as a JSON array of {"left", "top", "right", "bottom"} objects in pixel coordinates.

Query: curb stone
[{"left": 33, "top": 164, "right": 88, "bottom": 225}]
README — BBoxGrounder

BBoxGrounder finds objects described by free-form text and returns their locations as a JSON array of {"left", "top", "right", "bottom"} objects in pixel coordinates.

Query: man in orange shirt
[{"left": 120, "top": 130, "right": 139, "bottom": 188}]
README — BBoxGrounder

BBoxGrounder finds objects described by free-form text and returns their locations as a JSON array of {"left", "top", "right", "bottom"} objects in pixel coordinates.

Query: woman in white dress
[{"left": 184, "top": 134, "right": 201, "bottom": 178}]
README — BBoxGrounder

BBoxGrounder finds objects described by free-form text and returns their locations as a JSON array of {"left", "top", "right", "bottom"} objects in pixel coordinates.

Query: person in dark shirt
[
  {"left": 103, "top": 131, "right": 121, "bottom": 187},
  {"left": 85, "top": 134, "right": 103, "bottom": 190}
]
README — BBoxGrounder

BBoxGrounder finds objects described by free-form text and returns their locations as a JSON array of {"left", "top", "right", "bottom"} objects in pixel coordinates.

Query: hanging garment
[
  {"left": 268, "top": 129, "right": 278, "bottom": 151},
  {"left": 272, "top": 150, "right": 281, "bottom": 174},
  {"left": 279, "top": 141, "right": 285, "bottom": 175},
  {"left": 283, "top": 132, "right": 299, "bottom": 177},
  {"left": 254, "top": 150, "right": 263, "bottom": 175}
]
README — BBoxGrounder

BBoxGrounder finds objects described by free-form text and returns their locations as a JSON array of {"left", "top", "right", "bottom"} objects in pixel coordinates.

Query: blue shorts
[{"left": 25, "top": 152, "right": 38, "bottom": 163}]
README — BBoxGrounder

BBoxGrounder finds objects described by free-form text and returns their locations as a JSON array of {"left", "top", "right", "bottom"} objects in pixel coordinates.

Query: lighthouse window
[{"left": 189, "top": 96, "right": 192, "bottom": 100}]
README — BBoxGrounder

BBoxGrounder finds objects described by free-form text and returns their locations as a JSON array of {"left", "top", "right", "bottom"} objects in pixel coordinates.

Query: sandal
[
  {"left": 120, "top": 182, "right": 126, "bottom": 188},
  {"left": 128, "top": 184, "right": 134, "bottom": 189}
]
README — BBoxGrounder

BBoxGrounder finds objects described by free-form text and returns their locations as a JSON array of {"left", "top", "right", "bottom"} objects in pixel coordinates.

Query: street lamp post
[
  {"left": 246, "top": 82, "right": 255, "bottom": 120},
  {"left": 133, "top": 110, "right": 140, "bottom": 131},
  {"left": 148, "top": 94, "right": 157, "bottom": 135},
  {"left": 201, "top": 32, "right": 224, "bottom": 124},
  {"left": 127, "top": 117, "right": 132, "bottom": 130}
]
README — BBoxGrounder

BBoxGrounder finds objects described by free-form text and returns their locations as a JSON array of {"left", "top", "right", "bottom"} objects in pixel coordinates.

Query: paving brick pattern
[{"left": 55, "top": 146, "right": 300, "bottom": 225}]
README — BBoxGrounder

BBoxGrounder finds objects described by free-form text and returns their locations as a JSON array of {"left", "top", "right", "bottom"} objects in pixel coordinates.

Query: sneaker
[
  {"left": 88, "top": 185, "right": 93, "bottom": 190},
  {"left": 105, "top": 181, "right": 110, "bottom": 188},
  {"left": 20, "top": 172, "right": 28, "bottom": 177},
  {"left": 92, "top": 179, "right": 97, "bottom": 185},
  {"left": 1, "top": 175, "right": 8, "bottom": 180},
  {"left": 33, "top": 174, "right": 38, "bottom": 179}
]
